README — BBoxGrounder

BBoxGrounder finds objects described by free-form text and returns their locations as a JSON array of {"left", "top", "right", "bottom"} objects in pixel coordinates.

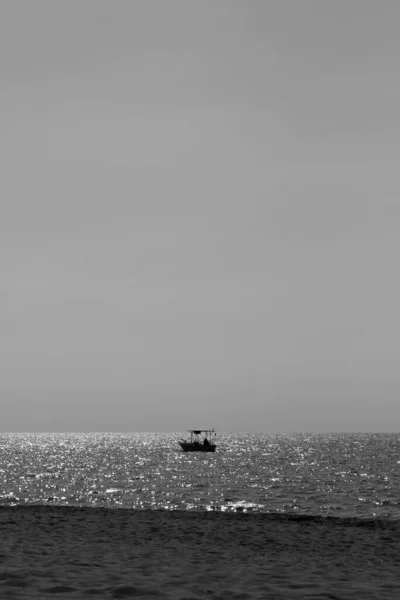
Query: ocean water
[{"left": 0, "top": 432, "right": 399, "bottom": 518}]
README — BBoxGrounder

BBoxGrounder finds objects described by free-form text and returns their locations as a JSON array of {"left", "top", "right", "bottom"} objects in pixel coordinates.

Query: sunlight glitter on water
[{"left": 0, "top": 432, "right": 399, "bottom": 518}]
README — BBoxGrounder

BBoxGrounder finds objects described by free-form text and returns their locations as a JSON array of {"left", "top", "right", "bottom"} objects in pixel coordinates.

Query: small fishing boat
[{"left": 179, "top": 429, "right": 217, "bottom": 452}]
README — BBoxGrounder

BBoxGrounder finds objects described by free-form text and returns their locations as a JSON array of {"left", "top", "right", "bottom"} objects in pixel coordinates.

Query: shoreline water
[{"left": 0, "top": 506, "right": 399, "bottom": 599}]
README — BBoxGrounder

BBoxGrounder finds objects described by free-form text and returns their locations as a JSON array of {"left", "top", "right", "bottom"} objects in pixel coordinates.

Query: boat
[{"left": 179, "top": 429, "right": 217, "bottom": 452}]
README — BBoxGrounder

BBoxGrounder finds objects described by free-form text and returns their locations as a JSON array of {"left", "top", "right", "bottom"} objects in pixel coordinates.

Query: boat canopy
[{"left": 189, "top": 430, "right": 214, "bottom": 434}]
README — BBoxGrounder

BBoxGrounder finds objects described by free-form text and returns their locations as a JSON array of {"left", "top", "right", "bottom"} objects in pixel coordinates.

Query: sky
[{"left": 1, "top": 0, "right": 400, "bottom": 432}]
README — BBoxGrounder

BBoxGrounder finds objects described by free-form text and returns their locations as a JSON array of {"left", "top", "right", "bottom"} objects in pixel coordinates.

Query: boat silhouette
[{"left": 179, "top": 429, "right": 216, "bottom": 452}]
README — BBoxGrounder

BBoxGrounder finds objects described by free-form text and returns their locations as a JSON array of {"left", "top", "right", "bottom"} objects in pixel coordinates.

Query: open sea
[{"left": 1, "top": 432, "right": 399, "bottom": 519}]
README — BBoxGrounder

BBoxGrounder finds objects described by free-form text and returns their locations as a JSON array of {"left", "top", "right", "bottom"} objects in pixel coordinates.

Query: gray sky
[{"left": 1, "top": 0, "right": 399, "bottom": 432}]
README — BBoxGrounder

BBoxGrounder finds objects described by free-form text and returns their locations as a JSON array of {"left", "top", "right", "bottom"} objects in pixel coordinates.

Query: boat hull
[{"left": 179, "top": 442, "right": 216, "bottom": 452}]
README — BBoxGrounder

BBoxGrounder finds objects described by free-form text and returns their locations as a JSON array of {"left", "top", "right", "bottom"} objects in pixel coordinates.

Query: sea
[{"left": 1, "top": 432, "right": 399, "bottom": 519}]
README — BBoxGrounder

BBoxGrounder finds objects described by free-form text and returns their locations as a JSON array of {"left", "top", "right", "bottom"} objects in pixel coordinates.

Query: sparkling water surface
[{"left": 1, "top": 433, "right": 399, "bottom": 518}]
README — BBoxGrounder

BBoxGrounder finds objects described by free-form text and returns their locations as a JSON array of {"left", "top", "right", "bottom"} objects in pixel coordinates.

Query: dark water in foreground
[{"left": 1, "top": 433, "right": 399, "bottom": 518}]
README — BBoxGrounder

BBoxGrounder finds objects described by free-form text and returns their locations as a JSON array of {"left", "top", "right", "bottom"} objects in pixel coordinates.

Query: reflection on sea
[{"left": 0, "top": 433, "right": 399, "bottom": 518}]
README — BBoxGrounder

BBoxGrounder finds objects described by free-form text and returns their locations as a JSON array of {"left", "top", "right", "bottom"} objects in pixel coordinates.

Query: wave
[{"left": 2, "top": 504, "right": 400, "bottom": 530}]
